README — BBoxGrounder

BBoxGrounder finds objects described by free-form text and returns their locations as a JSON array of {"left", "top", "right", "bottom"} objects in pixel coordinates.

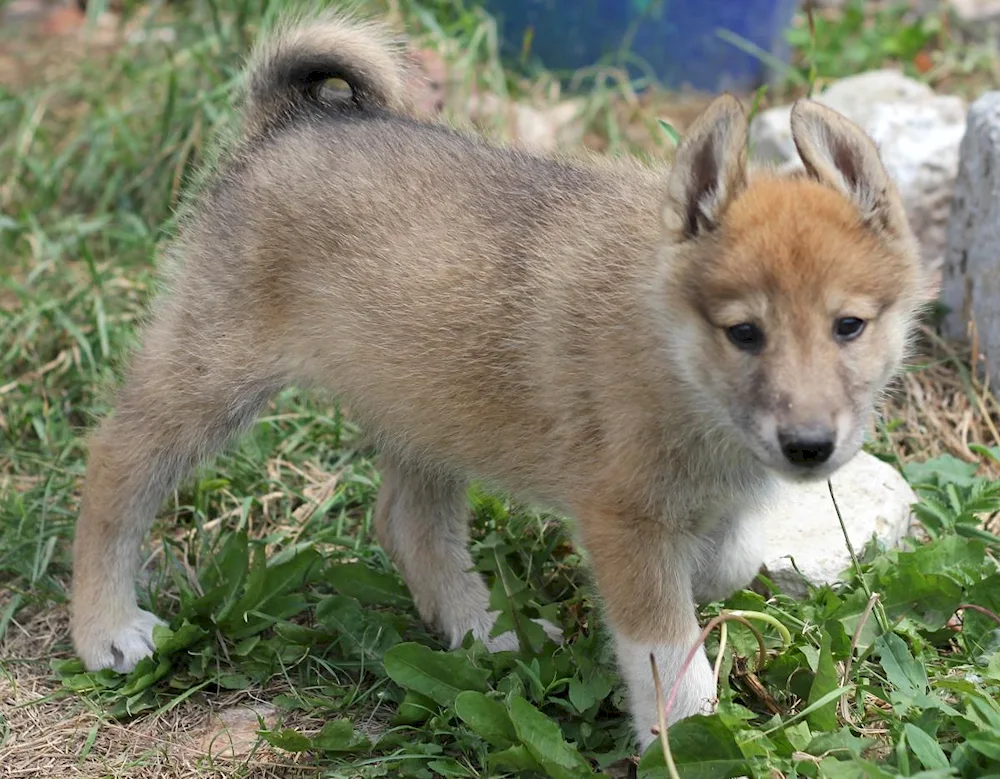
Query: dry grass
[{"left": 883, "top": 328, "right": 1000, "bottom": 481}]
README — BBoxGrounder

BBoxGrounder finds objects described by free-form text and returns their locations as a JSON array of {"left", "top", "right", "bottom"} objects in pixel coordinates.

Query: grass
[
  {"left": 782, "top": 0, "right": 1000, "bottom": 99},
  {"left": 2, "top": 0, "right": 1000, "bottom": 776}
]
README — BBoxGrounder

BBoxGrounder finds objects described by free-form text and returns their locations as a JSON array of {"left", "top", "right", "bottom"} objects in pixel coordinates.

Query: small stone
[
  {"left": 467, "top": 92, "right": 584, "bottom": 152},
  {"left": 196, "top": 703, "right": 280, "bottom": 759},
  {"left": 941, "top": 92, "right": 1000, "bottom": 388},
  {"left": 761, "top": 452, "right": 918, "bottom": 598},
  {"left": 750, "top": 70, "right": 966, "bottom": 274}
]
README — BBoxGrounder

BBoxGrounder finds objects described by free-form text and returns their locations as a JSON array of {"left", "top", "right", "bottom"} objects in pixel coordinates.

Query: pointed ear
[
  {"left": 790, "top": 99, "right": 900, "bottom": 233},
  {"left": 662, "top": 94, "right": 749, "bottom": 239}
]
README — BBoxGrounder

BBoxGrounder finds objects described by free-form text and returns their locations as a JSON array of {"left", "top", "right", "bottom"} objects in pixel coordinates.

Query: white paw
[
  {"left": 73, "top": 608, "right": 165, "bottom": 673},
  {"left": 615, "top": 635, "right": 717, "bottom": 752},
  {"left": 453, "top": 611, "right": 563, "bottom": 652},
  {"left": 634, "top": 688, "right": 717, "bottom": 751}
]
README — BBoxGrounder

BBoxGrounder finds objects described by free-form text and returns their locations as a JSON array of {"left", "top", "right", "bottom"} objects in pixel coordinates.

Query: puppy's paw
[
  {"left": 455, "top": 611, "right": 564, "bottom": 652},
  {"left": 616, "top": 636, "right": 718, "bottom": 753},
  {"left": 73, "top": 608, "right": 165, "bottom": 673}
]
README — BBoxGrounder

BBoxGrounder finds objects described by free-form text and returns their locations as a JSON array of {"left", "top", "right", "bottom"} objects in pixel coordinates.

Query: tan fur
[{"left": 70, "top": 11, "right": 932, "bottom": 750}]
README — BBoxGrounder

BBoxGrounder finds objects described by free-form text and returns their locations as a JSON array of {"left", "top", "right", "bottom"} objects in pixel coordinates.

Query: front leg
[
  {"left": 575, "top": 505, "right": 716, "bottom": 752},
  {"left": 690, "top": 508, "right": 768, "bottom": 606}
]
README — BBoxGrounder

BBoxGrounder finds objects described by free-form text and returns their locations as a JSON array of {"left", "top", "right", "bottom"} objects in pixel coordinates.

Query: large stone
[
  {"left": 941, "top": 92, "right": 1000, "bottom": 387},
  {"left": 761, "top": 452, "right": 918, "bottom": 598},
  {"left": 866, "top": 100, "right": 966, "bottom": 277},
  {"left": 751, "top": 71, "right": 937, "bottom": 165},
  {"left": 750, "top": 70, "right": 966, "bottom": 274}
]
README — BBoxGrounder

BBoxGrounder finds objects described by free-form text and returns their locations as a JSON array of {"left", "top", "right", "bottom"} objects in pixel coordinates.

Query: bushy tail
[{"left": 242, "top": 11, "right": 410, "bottom": 137}]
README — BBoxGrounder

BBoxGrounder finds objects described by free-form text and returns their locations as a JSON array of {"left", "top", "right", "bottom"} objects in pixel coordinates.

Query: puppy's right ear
[
  {"left": 662, "top": 94, "right": 749, "bottom": 240},
  {"left": 790, "top": 99, "right": 901, "bottom": 236}
]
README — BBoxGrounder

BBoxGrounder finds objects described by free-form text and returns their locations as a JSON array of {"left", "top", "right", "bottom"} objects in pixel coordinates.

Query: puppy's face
[
  {"left": 655, "top": 96, "right": 927, "bottom": 480},
  {"left": 667, "top": 177, "right": 923, "bottom": 480}
]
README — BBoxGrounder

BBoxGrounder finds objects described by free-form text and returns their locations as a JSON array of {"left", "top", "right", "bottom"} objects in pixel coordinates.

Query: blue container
[{"left": 482, "top": 0, "right": 801, "bottom": 93}]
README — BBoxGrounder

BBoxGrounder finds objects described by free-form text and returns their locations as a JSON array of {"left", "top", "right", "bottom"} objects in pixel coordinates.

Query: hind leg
[
  {"left": 373, "top": 455, "right": 562, "bottom": 650},
  {"left": 72, "top": 305, "right": 284, "bottom": 672}
]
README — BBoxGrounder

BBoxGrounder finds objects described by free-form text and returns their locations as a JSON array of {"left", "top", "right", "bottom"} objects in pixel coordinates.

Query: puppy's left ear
[
  {"left": 790, "top": 99, "right": 904, "bottom": 236},
  {"left": 662, "top": 94, "right": 749, "bottom": 240}
]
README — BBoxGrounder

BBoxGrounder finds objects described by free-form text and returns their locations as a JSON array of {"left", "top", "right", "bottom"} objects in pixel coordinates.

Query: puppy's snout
[{"left": 778, "top": 426, "right": 835, "bottom": 467}]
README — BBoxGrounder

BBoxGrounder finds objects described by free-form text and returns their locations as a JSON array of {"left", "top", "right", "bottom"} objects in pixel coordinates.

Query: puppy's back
[{"left": 168, "top": 15, "right": 668, "bottom": 498}]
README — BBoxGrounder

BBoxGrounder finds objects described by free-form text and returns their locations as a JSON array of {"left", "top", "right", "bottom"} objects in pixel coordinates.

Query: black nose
[{"left": 779, "top": 429, "right": 835, "bottom": 466}]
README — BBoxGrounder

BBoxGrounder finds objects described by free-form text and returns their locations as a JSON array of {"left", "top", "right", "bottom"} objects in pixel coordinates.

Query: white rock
[
  {"left": 866, "top": 99, "right": 967, "bottom": 274},
  {"left": 941, "top": 92, "right": 1000, "bottom": 388},
  {"left": 749, "top": 105, "right": 797, "bottom": 168},
  {"left": 750, "top": 70, "right": 966, "bottom": 272},
  {"left": 950, "top": 0, "right": 1000, "bottom": 21},
  {"left": 818, "top": 69, "right": 941, "bottom": 127},
  {"left": 761, "top": 452, "right": 918, "bottom": 598},
  {"left": 751, "top": 71, "right": 936, "bottom": 165}
]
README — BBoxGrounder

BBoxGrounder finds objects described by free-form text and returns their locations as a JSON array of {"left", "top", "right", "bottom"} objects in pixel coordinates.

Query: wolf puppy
[{"left": 72, "top": 13, "right": 928, "bottom": 748}]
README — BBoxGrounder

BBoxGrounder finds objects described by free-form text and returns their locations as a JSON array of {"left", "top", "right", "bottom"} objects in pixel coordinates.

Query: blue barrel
[{"left": 481, "top": 0, "right": 801, "bottom": 92}]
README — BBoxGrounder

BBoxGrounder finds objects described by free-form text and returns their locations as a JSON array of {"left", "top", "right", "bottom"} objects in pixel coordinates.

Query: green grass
[
  {"left": 3, "top": 1, "right": 1000, "bottom": 777},
  {"left": 781, "top": 0, "right": 1000, "bottom": 99},
  {"left": 784, "top": 0, "right": 941, "bottom": 83}
]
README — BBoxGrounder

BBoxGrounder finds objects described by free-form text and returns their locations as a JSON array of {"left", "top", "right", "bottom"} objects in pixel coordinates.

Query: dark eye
[
  {"left": 834, "top": 317, "right": 866, "bottom": 342},
  {"left": 726, "top": 323, "right": 765, "bottom": 354}
]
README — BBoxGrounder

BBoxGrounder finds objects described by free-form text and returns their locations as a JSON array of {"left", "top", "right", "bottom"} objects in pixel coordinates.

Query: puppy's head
[{"left": 656, "top": 96, "right": 930, "bottom": 480}]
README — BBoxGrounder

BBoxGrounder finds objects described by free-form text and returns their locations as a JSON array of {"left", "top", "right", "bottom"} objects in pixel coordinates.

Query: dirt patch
[{"left": 0, "top": 603, "right": 310, "bottom": 778}]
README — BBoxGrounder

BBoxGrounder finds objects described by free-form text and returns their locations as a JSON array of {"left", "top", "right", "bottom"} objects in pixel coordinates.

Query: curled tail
[{"left": 242, "top": 11, "right": 410, "bottom": 137}]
